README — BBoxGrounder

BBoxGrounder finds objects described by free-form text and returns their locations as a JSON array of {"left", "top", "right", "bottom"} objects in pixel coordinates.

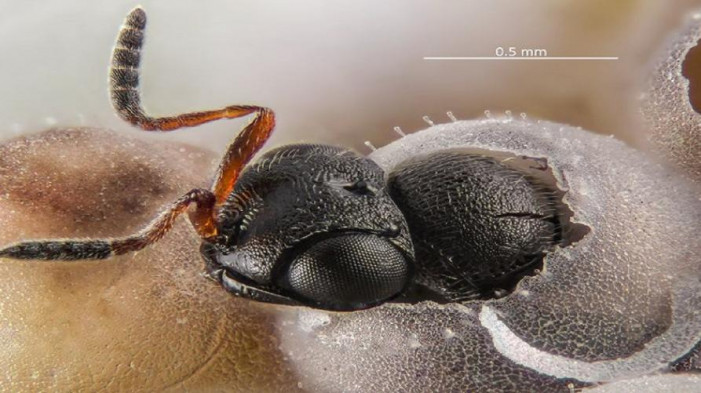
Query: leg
[
  {"left": 110, "top": 7, "right": 276, "bottom": 204},
  {"left": 0, "top": 189, "right": 215, "bottom": 260}
]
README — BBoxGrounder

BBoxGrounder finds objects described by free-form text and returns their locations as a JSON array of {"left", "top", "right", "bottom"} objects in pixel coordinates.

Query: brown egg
[{"left": 0, "top": 129, "right": 302, "bottom": 393}]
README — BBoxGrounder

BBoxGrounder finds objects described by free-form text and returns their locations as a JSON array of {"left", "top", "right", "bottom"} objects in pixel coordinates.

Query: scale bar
[{"left": 424, "top": 56, "right": 618, "bottom": 61}]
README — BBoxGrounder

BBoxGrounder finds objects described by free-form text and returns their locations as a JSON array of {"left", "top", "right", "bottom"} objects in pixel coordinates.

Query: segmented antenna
[{"left": 109, "top": 7, "right": 148, "bottom": 126}]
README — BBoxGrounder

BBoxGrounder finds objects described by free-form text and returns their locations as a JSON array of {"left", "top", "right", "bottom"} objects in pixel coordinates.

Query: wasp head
[{"left": 202, "top": 144, "right": 414, "bottom": 311}]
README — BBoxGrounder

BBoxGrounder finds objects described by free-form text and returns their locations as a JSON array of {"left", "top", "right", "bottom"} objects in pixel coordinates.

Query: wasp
[{"left": 0, "top": 7, "right": 560, "bottom": 311}]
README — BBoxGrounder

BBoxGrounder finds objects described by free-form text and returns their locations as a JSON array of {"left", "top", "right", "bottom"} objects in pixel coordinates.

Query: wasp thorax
[{"left": 387, "top": 149, "right": 577, "bottom": 302}]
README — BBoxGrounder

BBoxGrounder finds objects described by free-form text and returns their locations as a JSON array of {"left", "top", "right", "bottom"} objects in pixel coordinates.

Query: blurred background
[{"left": 1, "top": 0, "right": 701, "bottom": 154}]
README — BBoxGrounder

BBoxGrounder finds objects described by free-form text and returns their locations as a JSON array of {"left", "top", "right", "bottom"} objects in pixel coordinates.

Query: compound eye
[{"left": 279, "top": 234, "right": 410, "bottom": 310}]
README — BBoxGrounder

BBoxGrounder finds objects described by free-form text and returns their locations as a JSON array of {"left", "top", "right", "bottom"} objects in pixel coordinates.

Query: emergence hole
[
  {"left": 681, "top": 39, "right": 701, "bottom": 114},
  {"left": 457, "top": 149, "right": 590, "bottom": 249},
  {"left": 393, "top": 149, "right": 590, "bottom": 305}
]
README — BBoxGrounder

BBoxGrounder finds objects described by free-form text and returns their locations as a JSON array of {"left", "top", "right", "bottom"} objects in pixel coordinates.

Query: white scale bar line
[{"left": 424, "top": 56, "right": 618, "bottom": 60}]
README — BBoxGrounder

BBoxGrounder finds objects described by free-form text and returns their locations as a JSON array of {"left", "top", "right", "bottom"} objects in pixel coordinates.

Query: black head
[{"left": 202, "top": 144, "right": 414, "bottom": 311}]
